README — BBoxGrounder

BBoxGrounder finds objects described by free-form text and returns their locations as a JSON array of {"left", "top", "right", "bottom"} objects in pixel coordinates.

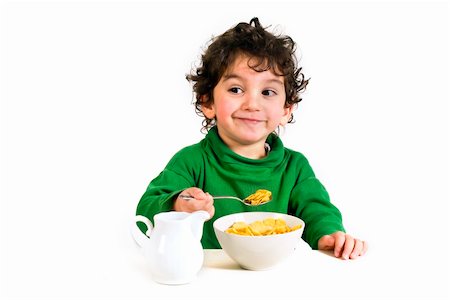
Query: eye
[
  {"left": 229, "top": 87, "right": 243, "bottom": 94},
  {"left": 262, "top": 89, "right": 277, "bottom": 96}
]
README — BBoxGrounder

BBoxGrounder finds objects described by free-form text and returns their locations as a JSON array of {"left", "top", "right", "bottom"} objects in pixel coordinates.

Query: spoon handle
[
  {"left": 211, "top": 196, "right": 243, "bottom": 201},
  {"left": 179, "top": 195, "right": 242, "bottom": 201}
]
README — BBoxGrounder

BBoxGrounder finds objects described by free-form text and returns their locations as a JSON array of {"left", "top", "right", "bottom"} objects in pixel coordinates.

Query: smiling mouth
[
  {"left": 235, "top": 117, "right": 265, "bottom": 122},
  {"left": 236, "top": 118, "right": 265, "bottom": 124}
]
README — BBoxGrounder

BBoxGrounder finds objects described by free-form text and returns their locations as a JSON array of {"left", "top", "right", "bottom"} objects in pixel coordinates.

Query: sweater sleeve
[
  {"left": 135, "top": 147, "right": 200, "bottom": 233},
  {"left": 289, "top": 159, "right": 345, "bottom": 250}
]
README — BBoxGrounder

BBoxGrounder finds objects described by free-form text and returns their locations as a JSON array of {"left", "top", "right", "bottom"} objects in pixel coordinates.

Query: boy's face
[{"left": 202, "top": 54, "right": 292, "bottom": 158}]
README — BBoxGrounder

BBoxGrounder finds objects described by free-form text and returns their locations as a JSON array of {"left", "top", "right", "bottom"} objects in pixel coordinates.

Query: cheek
[
  {"left": 214, "top": 101, "right": 236, "bottom": 120},
  {"left": 266, "top": 103, "right": 285, "bottom": 117},
  {"left": 267, "top": 105, "right": 291, "bottom": 124}
]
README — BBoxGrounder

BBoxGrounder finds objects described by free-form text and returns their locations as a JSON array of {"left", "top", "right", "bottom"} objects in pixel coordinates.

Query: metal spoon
[{"left": 179, "top": 193, "right": 272, "bottom": 206}]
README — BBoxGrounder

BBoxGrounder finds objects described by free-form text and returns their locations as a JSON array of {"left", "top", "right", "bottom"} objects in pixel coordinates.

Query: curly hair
[{"left": 186, "top": 17, "right": 309, "bottom": 133}]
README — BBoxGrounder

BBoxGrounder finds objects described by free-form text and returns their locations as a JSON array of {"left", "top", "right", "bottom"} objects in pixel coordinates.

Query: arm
[
  {"left": 136, "top": 167, "right": 191, "bottom": 226},
  {"left": 290, "top": 175, "right": 345, "bottom": 250},
  {"left": 136, "top": 145, "right": 213, "bottom": 233},
  {"left": 289, "top": 158, "right": 368, "bottom": 259}
]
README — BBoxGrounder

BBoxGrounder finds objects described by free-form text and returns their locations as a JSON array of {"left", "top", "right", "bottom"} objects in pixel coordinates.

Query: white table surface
[
  {"left": 91, "top": 231, "right": 450, "bottom": 300},
  {"left": 119, "top": 238, "right": 449, "bottom": 300},
  {"left": 2, "top": 215, "right": 449, "bottom": 300}
]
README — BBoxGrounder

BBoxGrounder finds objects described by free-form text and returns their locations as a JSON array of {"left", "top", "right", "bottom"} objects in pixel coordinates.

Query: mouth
[
  {"left": 235, "top": 118, "right": 265, "bottom": 126},
  {"left": 235, "top": 117, "right": 265, "bottom": 123},
  {"left": 238, "top": 117, "right": 261, "bottom": 122}
]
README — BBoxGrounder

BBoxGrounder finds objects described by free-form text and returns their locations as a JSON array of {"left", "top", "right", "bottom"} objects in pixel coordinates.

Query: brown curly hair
[{"left": 186, "top": 17, "right": 309, "bottom": 133}]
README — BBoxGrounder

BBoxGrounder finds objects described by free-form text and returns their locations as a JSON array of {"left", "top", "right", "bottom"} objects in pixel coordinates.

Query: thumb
[{"left": 318, "top": 235, "right": 335, "bottom": 250}]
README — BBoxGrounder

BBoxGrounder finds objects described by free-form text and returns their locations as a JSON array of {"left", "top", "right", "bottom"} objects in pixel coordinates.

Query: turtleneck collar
[{"left": 203, "top": 126, "right": 285, "bottom": 167}]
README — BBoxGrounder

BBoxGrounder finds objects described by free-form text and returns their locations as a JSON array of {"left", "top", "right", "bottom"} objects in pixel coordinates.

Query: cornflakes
[
  {"left": 225, "top": 217, "right": 302, "bottom": 236},
  {"left": 244, "top": 189, "right": 272, "bottom": 205}
]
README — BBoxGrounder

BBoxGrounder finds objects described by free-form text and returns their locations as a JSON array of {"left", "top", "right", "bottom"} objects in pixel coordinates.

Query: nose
[{"left": 241, "top": 91, "right": 261, "bottom": 111}]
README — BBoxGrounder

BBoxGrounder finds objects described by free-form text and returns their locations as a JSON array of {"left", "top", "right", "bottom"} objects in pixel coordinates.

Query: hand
[
  {"left": 318, "top": 231, "right": 368, "bottom": 260},
  {"left": 173, "top": 187, "right": 215, "bottom": 218}
]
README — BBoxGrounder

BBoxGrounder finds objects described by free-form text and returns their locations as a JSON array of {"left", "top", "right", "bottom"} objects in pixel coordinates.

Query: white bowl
[{"left": 213, "top": 212, "right": 305, "bottom": 270}]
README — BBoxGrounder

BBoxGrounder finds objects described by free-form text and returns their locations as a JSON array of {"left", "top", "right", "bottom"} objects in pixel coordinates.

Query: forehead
[{"left": 223, "top": 54, "right": 284, "bottom": 83}]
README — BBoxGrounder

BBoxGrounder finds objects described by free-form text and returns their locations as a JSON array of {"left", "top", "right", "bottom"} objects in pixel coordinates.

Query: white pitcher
[{"left": 131, "top": 211, "right": 210, "bottom": 285}]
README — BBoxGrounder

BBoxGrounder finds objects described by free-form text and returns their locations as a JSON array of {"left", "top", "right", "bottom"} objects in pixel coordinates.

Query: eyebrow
[{"left": 222, "top": 73, "right": 284, "bottom": 86}]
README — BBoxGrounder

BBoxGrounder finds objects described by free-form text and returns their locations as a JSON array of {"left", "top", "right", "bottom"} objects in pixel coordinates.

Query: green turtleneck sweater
[{"left": 136, "top": 126, "right": 345, "bottom": 249}]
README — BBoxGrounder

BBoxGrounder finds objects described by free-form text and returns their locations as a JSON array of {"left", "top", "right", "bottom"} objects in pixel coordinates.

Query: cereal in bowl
[{"left": 225, "top": 217, "right": 302, "bottom": 236}]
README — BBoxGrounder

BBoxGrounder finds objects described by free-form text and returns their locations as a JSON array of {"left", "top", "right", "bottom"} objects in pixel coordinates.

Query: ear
[
  {"left": 200, "top": 95, "right": 216, "bottom": 119},
  {"left": 279, "top": 105, "right": 294, "bottom": 126}
]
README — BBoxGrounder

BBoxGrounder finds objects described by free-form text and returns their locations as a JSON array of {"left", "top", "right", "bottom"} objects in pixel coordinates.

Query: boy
[{"left": 136, "top": 18, "right": 367, "bottom": 259}]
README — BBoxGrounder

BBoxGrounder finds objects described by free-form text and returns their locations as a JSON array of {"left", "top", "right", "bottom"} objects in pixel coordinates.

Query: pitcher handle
[{"left": 131, "top": 215, "right": 153, "bottom": 248}]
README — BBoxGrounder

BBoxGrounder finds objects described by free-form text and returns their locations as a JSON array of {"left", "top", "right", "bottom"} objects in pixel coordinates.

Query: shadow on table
[{"left": 203, "top": 250, "right": 242, "bottom": 270}]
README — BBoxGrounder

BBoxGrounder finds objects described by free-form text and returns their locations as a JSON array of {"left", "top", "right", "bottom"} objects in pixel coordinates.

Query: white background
[{"left": 1, "top": 0, "right": 449, "bottom": 299}]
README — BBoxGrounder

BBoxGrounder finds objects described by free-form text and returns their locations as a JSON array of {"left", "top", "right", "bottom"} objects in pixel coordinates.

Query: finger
[
  {"left": 190, "top": 198, "right": 214, "bottom": 218},
  {"left": 178, "top": 188, "right": 201, "bottom": 202},
  {"left": 195, "top": 192, "right": 213, "bottom": 210},
  {"left": 333, "top": 232, "right": 346, "bottom": 258},
  {"left": 202, "top": 193, "right": 214, "bottom": 206},
  {"left": 318, "top": 235, "right": 335, "bottom": 250},
  {"left": 205, "top": 192, "right": 213, "bottom": 202},
  {"left": 197, "top": 193, "right": 210, "bottom": 201},
  {"left": 190, "top": 198, "right": 210, "bottom": 211},
  {"left": 350, "top": 239, "right": 363, "bottom": 259},
  {"left": 341, "top": 234, "right": 355, "bottom": 260},
  {"left": 361, "top": 240, "right": 369, "bottom": 256},
  {"left": 202, "top": 198, "right": 214, "bottom": 212},
  {"left": 189, "top": 188, "right": 208, "bottom": 200},
  {"left": 207, "top": 205, "right": 215, "bottom": 219}
]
